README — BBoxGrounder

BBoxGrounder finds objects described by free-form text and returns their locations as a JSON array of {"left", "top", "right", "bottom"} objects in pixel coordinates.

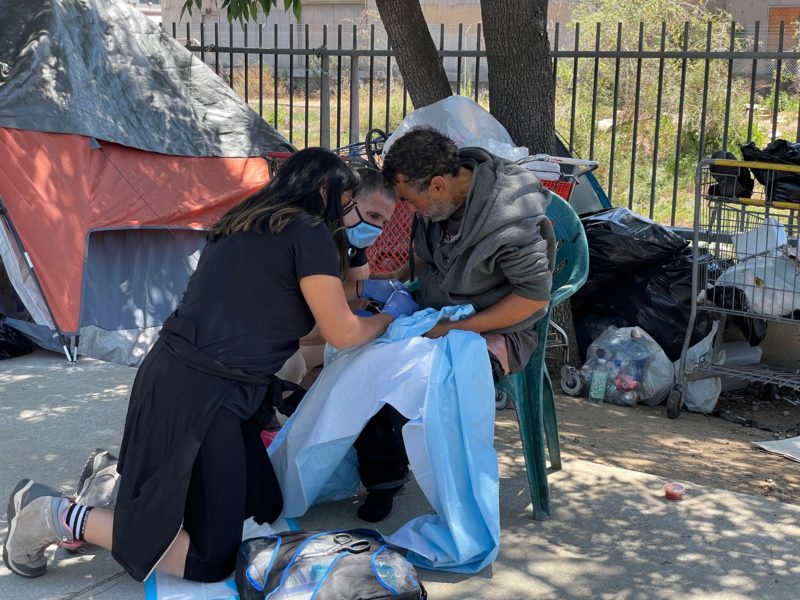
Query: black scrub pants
[
  {"left": 182, "top": 408, "right": 283, "bottom": 582},
  {"left": 351, "top": 349, "right": 514, "bottom": 491},
  {"left": 354, "top": 405, "right": 409, "bottom": 490}
]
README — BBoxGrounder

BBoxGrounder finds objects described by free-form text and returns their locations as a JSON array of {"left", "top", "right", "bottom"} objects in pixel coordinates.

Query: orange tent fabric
[{"left": 0, "top": 128, "right": 269, "bottom": 333}]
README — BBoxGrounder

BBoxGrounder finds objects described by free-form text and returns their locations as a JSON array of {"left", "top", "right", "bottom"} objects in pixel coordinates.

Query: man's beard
[{"left": 427, "top": 198, "right": 458, "bottom": 222}]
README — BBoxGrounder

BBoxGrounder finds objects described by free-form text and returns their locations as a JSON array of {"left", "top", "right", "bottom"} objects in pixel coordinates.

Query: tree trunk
[
  {"left": 481, "top": 0, "right": 579, "bottom": 369},
  {"left": 374, "top": 0, "right": 452, "bottom": 108},
  {"left": 480, "top": 0, "right": 555, "bottom": 154}
]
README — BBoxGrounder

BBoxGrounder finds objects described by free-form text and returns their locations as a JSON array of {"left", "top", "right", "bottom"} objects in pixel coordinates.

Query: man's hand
[
  {"left": 424, "top": 294, "right": 549, "bottom": 339},
  {"left": 424, "top": 321, "right": 455, "bottom": 339}
]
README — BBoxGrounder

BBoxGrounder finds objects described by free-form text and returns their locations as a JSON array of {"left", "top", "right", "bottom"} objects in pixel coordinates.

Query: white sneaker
[{"left": 3, "top": 479, "right": 71, "bottom": 578}]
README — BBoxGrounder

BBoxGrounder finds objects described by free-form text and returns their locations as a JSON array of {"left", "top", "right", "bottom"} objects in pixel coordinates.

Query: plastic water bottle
[{"left": 588, "top": 359, "right": 608, "bottom": 403}]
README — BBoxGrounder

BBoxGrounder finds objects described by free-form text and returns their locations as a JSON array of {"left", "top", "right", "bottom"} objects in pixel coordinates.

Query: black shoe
[{"left": 357, "top": 486, "right": 402, "bottom": 522}]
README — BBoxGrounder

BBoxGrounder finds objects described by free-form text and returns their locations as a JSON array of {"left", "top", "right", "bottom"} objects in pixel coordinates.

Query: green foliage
[
  {"left": 558, "top": 0, "right": 777, "bottom": 225},
  {"left": 181, "top": 0, "right": 301, "bottom": 25}
]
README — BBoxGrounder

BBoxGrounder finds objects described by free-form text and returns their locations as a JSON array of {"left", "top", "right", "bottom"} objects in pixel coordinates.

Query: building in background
[
  {"left": 131, "top": 0, "right": 162, "bottom": 25},
  {"left": 160, "top": 1, "right": 485, "bottom": 79},
  {"left": 159, "top": 0, "right": 798, "bottom": 79}
]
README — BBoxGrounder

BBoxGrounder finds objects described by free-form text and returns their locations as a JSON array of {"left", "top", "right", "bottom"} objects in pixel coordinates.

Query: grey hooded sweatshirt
[{"left": 415, "top": 148, "right": 555, "bottom": 335}]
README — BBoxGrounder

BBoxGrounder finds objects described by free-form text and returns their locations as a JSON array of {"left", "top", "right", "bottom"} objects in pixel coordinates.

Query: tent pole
[{"left": 0, "top": 196, "right": 72, "bottom": 359}]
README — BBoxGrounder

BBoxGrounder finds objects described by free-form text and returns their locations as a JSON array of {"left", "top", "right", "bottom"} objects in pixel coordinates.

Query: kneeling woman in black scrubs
[{"left": 2, "top": 148, "right": 418, "bottom": 584}]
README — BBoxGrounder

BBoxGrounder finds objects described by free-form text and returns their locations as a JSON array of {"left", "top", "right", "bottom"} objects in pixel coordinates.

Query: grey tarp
[
  {"left": 0, "top": 0, "right": 289, "bottom": 364},
  {"left": 0, "top": 0, "right": 288, "bottom": 157}
]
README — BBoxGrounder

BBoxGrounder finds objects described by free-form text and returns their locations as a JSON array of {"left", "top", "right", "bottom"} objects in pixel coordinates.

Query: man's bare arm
[{"left": 424, "top": 293, "right": 548, "bottom": 339}]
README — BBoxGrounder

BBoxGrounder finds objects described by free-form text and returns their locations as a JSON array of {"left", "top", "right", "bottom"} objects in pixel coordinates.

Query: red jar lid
[{"left": 663, "top": 483, "right": 685, "bottom": 501}]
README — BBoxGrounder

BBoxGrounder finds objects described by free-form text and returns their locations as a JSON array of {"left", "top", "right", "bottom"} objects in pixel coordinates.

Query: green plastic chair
[{"left": 497, "top": 193, "right": 589, "bottom": 520}]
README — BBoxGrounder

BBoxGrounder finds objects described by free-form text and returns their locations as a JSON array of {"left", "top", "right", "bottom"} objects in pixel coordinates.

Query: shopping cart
[{"left": 669, "top": 157, "right": 800, "bottom": 419}]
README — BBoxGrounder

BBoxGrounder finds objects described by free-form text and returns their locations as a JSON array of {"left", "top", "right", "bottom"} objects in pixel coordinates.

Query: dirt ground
[{"left": 523, "top": 386, "right": 800, "bottom": 506}]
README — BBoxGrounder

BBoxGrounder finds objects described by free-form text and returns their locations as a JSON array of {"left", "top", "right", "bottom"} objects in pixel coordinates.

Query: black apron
[{"left": 112, "top": 313, "right": 295, "bottom": 582}]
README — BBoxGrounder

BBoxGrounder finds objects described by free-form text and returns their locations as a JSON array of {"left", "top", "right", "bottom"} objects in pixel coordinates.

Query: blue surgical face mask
[{"left": 346, "top": 205, "right": 383, "bottom": 248}]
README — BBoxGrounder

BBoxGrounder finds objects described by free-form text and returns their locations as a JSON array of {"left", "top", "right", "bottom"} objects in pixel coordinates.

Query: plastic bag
[
  {"left": 577, "top": 208, "right": 689, "bottom": 292},
  {"left": 574, "top": 250, "right": 715, "bottom": 362},
  {"left": 740, "top": 140, "right": 800, "bottom": 203},
  {"left": 381, "top": 95, "right": 528, "bottom": 162},
  {"left": 676, "top": 322, "right": 721, "bottom": 413},
  {"left": 707, "top": 286, "right": 768, "bottom": 346},
  {"left": 580, "top": 326, "right": 672, "bottom": 407},
  {"left": 719, "top": 341, "right": 763, "bottom": 392},
  {"left": 618, "top": 253, "right": 713, "bottom": 361},
  {"left": 574, "top": 314, "right": 633, "bottom": 362},
  {"left": 707, "top": 150, "right": 754, "bottom": 199},
  {"left": 714, "top": 256, "right": 800, "bottom": 317}
]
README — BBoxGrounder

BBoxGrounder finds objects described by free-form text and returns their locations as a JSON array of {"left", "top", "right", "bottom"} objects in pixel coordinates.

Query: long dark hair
[{"left": 208, "top": 148, "right": 358, "bottom": 273}]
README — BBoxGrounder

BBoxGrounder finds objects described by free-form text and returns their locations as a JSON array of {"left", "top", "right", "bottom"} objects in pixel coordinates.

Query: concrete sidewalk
[{"left": 1, "top": 351, "right": 798, "bottom": 599}]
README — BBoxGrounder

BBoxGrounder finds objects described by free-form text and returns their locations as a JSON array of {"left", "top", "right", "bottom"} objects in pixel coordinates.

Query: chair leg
[
  {"left": 511, "top": 369, "right": 551, "bottom": 521},
  {"left": 542, "top": 368, "right": 562, "bottom": 472}
]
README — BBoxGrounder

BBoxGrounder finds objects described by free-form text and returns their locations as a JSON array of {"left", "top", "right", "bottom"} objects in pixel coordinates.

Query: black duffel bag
[
  {"left": 235, "top": 529, "right": 427, "bottom": 600},
  {"left": 741, "top": 139, "right": 800, "bottom": 203}
]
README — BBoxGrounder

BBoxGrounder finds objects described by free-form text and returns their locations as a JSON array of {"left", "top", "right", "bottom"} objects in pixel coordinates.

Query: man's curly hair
[{"left": 382, "top": 126, "right": 461, "bottom": 192}]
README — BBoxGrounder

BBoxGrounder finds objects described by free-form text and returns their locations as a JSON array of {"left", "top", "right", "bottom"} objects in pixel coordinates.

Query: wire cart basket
[{"left": 669, "top": 158, "right": 800, "bottom": 419}]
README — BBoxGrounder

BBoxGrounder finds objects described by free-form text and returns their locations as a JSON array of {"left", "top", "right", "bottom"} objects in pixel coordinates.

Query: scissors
[{"left": 302, "top": 533, "right": 371, "bottom": 559}]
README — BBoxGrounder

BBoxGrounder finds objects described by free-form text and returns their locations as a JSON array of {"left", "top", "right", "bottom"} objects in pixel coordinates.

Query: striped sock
[{"left": 65, "top": 503, "right": 93, "bottom": 542}]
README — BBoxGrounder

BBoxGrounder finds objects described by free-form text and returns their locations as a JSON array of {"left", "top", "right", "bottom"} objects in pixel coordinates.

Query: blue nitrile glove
[
  {"left": 381, "top": 289, "right": 420, "bottom": 320},
  {"left": 361, "top": 279, "right": 405, "bottom": 303}
]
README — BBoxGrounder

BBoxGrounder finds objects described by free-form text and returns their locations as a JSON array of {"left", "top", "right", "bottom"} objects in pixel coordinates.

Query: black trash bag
[
  {"left": 708, "top": 150, "right": 754, "bottom": 199},
  {"left": 741, "top": 140, "right": 800, "bottom": 203},
  {"left": 613, "top": 254, "right": 713, "bottom": 361},
  {"left": 694, "top": 250, "right": 735, "bottom": 286},
  {"left": 577, "top": 208, "right": 689, "bottom": 296},
  {"left": 0, "top": 318, "right": 33, "bottom": 360},
  {"left": 708, "top": 285, "right": 768, "bottom": 346},
  {"left": 572, "top": 271, "right": 634, "bottom": 315}
]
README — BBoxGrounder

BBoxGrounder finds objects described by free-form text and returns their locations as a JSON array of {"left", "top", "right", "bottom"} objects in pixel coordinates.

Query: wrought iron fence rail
[{"left": 171, "top": 19, "right": 800, "bottom": 226}]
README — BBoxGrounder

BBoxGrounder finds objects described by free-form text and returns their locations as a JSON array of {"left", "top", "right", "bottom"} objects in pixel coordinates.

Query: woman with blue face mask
[
  {"left": 1, "top": 149, "right": 420, "bottom": 586},
  {"left": 299, "top": 168, "right": 398, "bottom": 371},
  {"left": 342, "top": 168, "right": 398, "bottom": 281},
  {"left": 299, "top": 168, "right": 413, "bottom": 524}
]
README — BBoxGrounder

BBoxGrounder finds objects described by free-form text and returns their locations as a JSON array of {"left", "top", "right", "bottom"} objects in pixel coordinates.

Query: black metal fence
[{"left": 172, "top": 20, "right": 800, "bottom": 226}]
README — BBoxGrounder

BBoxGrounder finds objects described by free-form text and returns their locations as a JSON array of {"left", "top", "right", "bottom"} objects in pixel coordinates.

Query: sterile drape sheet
[{"left": 269, "top": 306, "right": 500, "bottom": 573}]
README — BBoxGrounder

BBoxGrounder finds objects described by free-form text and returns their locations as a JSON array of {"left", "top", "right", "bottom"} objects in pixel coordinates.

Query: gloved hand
[
  {"left": 381, "top": 289, "right": 419, "bottom": 320},
  {"left": 361, "top": 279, "right": 405, "bottom": 303}
]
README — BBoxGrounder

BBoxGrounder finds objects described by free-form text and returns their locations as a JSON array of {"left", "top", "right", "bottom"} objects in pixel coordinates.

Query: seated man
[
  {"left": 382, "top": 126, "right": 555, "bottom": 381},
  {"left": 350, "top": 127, "right": 555, "bottom": 523}
]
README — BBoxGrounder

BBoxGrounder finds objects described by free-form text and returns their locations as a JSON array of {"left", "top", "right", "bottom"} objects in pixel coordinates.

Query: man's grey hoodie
[{"left": 415, "top": 148, "right": 555, "bottom": 334}]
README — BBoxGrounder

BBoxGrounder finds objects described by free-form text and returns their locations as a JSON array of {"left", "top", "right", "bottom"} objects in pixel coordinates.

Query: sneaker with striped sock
[
  {"left": 3, "top": 479, "right": 74, "bottom": 578},
  {"left": 62, "top": 449, "right": 119, "bottom": 553}
]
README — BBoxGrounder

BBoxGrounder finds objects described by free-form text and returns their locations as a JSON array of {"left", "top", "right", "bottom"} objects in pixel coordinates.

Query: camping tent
[{"left": 0, "top": 0, "right": 289, "bottom": 365}]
